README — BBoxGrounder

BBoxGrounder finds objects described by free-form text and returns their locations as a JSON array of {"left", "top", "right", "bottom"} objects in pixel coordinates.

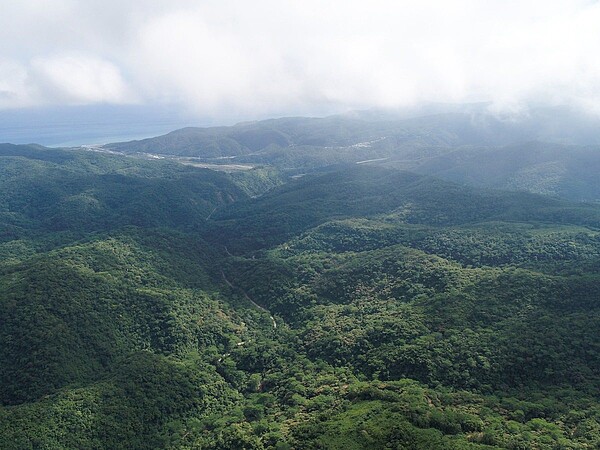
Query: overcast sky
[{"left": 2, "top": 0, "right": 600, "bottom": 121}]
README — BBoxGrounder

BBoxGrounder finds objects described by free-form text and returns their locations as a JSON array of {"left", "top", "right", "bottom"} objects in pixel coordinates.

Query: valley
[{"left": 1, "top": 128, "right": 599, "bottom": 448}]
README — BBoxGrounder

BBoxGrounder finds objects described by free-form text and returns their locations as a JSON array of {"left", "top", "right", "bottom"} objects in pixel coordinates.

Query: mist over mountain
[{"left": 102, "top": 104, "right": 600, "bottom": 202}]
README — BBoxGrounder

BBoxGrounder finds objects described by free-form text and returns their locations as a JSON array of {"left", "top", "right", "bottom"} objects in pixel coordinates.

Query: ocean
[{"left": 0, "top": 105, "right": 207, "bottom": 147}]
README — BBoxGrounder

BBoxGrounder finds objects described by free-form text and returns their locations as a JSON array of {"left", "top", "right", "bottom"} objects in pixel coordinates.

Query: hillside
[
  {"left": 1, "top": 147, "right": 599, "bottom": 449},
  {"left": 0, "top": 144, "right": 245, "bottom": 240},
  {"left": 404, "top": 141, "right": 600, "bottom": 202},
  {"left": 102, "top": 107, "right": 600, "bottom": 202},
  {"left": 208, "top": 165, "right": 600, "bottom": 253}
]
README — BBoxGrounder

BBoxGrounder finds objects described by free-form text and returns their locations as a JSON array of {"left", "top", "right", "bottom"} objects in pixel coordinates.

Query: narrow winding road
[
  {"left": 221, "top": 270, "right": 277, "bottom": 329},
  {"left": 205, "top": 206, "right": 218, "bottom": 220}
]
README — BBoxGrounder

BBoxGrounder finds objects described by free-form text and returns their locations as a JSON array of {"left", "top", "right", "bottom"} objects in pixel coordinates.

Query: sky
[{"left": 1, "top": 0, "right": 600, "bottom": 127}]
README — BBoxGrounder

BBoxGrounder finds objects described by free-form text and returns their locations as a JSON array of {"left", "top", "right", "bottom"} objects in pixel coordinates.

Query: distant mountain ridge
[
  {"left": 103, "top": 105, "right": 600, "bottom": 202},
  {"left": 105, "top": 105, "right": 600, "bottom": 155}
]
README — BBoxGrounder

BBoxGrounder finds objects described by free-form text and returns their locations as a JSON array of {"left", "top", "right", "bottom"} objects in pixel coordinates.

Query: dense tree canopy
[{"left": 1, "top": 145, "right": 599, "bottom": 449}]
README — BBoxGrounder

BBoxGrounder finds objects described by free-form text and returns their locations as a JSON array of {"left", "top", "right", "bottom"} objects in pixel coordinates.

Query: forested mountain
[
  {"left": 208, "top": 166, "right": 600, "bottom": 253},
  {"left": 103, "top": 106, "right": 600, "bottom": 203},
  {"left": 0, "top": 144, "right": 244, "bottom": 238},
  {"left": 1, "top": 141, "right": 600, "bottom": 449},
  {"left": 106, "top": 105, "right": 600, "bottom": 157}
]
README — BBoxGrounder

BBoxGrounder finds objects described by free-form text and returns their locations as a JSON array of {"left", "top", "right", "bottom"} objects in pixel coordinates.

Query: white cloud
[
  {"left": 1, "top": 0, "right": 600, "bottom": 117},
  {"left": 31, "top": 54, "right": 133, "bottom": 104},
  {"left": 0, "top": 60, "right": 35, "bottom": 108},
  {"left": 0, "top": 54, "right": 133, "bottom": 108}
]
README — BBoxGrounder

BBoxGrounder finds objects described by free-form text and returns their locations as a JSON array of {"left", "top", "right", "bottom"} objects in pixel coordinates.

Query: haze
[{"left": 1, "top": 0, "right": 600, "bottom": 124}]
